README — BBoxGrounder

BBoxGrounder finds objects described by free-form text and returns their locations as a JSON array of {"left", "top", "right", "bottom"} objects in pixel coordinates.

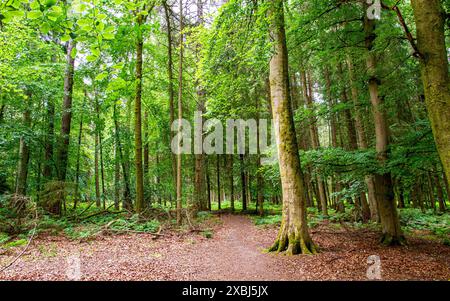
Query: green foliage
[
  {"left": 3, "top": 238, "right": 27, "bottom": 248},
  {"left": 0, "top": 232, "right": 10, "bottom": 244},
  {"left": 399, "top": 208, "right": 450, "bottom": 239}
]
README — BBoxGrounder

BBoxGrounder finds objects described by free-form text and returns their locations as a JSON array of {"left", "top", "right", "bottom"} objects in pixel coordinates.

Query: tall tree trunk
[
  {"left": 143, "top": 110, "right": 149, "bottom": 205},
  {"left": 95, "top": 95, "right": 106, "bottom": 209},
  {"left": 433, "top": 171, "right": 446, "bottom": 212},
  {"left": 114, "top": 142, "right": 120, "bottom": 211},
  {"left": 43, "top": 97, "right": 55, "bottom": 180},
  {"left": 239, "top": 154, "right": 247, "bottom": 211},
  {"left": 206, "top": 157, "right": 211, "bottom": 210},
  {"left": 268, "top": 0, "right": 315, "bottom": 255},
  {"left": 113, "top": 103, "right": 132, "bottom": 209},
  {"left": 442, "top": 171, "right": 450, "bottom": 201},
  {"left": 346, "top": 55, "right": 378, "bottom": 221},
  {"left": 94, "top": 131, "right": 101, "bottom": 208},
  {"left": 0, "top": 105, "right": 6, "bottom": 193},
  {"left": 228, "top": 154, "right": 234, "bottom": 211},
  {"left": 339, "top": 61, "right": 371, "bottom": 222},
  {"left": 216, "top": 154, "right": 221, "bottom": 210},
  {"left": 256, "top": 97, "right": 264, "bottom": 216},
  {"left": 411, "top": 0, "right": 450, "bottom": 190},
  {"left": 176, "top": 0, "right": 184, "bottom": 225},
  {"left": 163, "top": 0, "right": 177, "bottom": 193},
  {"left": 134, "top": 16, "right": 145, "bottom": 214},
  {"left": 15, "top": 94, "right": 31, "bottom": 196},
  {"left": 73, "top": 97, "right": 84, "bottom": 210},
  {"left": 302, "top": 70, "right": 328, "bottom": 216},
  {"left": 57, "top": 40, "right": 76, "bottom": 183},
  {"left": 364, "top": 10, "right": 405, "bottom": 245}
]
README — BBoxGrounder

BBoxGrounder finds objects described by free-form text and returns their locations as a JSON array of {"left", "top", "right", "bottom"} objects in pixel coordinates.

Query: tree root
[
  {"left": 380, "top": 233, "right": 407, "bottom": 246},
  {"left": 268, "top": 232, "right": 317, "bottom": 255}
]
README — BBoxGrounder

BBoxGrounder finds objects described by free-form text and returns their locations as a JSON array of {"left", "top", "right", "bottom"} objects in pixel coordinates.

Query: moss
[{"left": 4, "top": 238, "right": 27, "bottom": 248}]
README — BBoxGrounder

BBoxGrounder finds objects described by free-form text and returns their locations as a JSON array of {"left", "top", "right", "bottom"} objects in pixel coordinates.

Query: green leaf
[
  {"left": 86, "top": 55, "right": 97, "bottom": 62},
  {"left": 30, "top": 1, "right": 40, "bottom": 10},
  {"left": 70, "top": 47, "right": 77, "bottom": 59},
  {"left": 61, "top": 34, "right": 71, "bottom": 42},
  {"left": 103, "top": 32, "right": 115, "bottom": 40},
  {"left": 40, "top": 22, "right": 51, "bottom": 34},
  {"left": 95, "top": 72, "right": 108, "bottom": 81}
]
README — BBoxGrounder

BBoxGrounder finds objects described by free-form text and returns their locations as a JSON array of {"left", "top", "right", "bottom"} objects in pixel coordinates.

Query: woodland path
[{"left": 0, "top": 214, "right": 449, "bottom": 280}]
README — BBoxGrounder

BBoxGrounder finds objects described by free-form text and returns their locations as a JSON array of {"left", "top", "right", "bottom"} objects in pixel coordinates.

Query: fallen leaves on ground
[{"left": 0, "top": 215, "right": 448, "bottom": 280}]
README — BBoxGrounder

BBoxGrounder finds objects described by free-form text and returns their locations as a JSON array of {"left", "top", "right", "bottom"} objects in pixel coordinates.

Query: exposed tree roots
[
  {"left": 268, "top": 224, "right": 317, "bottom": 255},
  {"left": 380, "top": 233, "right": 407, "bottom": 246}
]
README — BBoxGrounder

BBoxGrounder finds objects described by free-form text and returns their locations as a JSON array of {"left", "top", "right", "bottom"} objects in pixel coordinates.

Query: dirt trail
[{"left": 0, "top": 214, "right": 449, "bottom": 280}]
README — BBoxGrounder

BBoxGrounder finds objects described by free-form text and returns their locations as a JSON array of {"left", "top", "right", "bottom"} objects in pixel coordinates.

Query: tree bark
[
  {"left": 15, "top": 94, "right": 31, "bottom": 196},
  {"left": 56, "top": 40, "right": 76, "bottom": 182},
  {"left": 43, "top": 97, "right": 55, "bottom": 180},
  {"left": 73, "top": 96, "right": 84, "bottom": 210},
  {"left": 134, "top": 15, "right": 145, "bottom": 214},
  {"left": 239, "top": 154, "right": 247, "bottom": 211},
  {"left": 113, "top": 103, "right": 132, "bottom": 209},
  {"left": 94, "top": 130, "right": 101, "bottom": 208},
  {"left": 163, "top": 0, "right": 177, "bottom": 193},
  {"left": 364, "top": 10, "right": 405, "bottom": 245},
  {"left": 216, "top": 154, "right": 221, "bottom": 210},
  {"left": 346, "top": 55, "right": 378, "bottom": 221},
  {"left": 268, "top": 0, "right": 316, "bottom": 255},
  {"left": 302, "top": 70, "right": 328, "bottom": 216},
  {"left": 176, "top": 0, "right": 184, "bottom": 225},
  {"left": 411, "top": 0, "right": 450, "bottom": 190}
]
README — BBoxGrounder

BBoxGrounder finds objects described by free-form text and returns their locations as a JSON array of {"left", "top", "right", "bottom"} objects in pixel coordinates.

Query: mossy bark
[
  {"left": 411, "top": 0, "right": 450, "bottom": 190},
  {"left": 268, "top": 0, "right": 316, "bottom": 255}
]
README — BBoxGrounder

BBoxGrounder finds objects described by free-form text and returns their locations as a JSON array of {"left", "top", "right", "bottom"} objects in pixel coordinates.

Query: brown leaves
[{"left": 0, "top": 215, "right": 448, "bottom": 280}]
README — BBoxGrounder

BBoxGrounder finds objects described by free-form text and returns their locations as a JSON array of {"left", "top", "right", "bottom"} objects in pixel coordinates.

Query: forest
[{"left": 0, "top": 0, "right": 449, "bottom": 281}]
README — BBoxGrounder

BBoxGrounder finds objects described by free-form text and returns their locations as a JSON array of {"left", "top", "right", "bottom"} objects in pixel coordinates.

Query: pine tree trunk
[
  {"left": 411, "top": 0, "right": 450, "bottom": 190},
  {"left": 268, "top": 0, "right": 316, "bottom": 255}
]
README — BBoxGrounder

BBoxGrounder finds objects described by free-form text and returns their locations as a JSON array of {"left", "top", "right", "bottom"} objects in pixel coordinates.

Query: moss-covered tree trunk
[
  {"left": 411, "top": 0, "right": 450, "bottom": 190},
  {"left": 364, "top": 10, "right": 405, "bottom": 245},
  {"left": 268, "top": 0, "right": 316, "bottom": 255}
]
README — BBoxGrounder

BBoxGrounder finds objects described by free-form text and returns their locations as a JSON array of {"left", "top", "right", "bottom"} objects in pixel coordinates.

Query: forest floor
[{"left": 0, "top": 214, "right": 449, "bottom": 280}]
